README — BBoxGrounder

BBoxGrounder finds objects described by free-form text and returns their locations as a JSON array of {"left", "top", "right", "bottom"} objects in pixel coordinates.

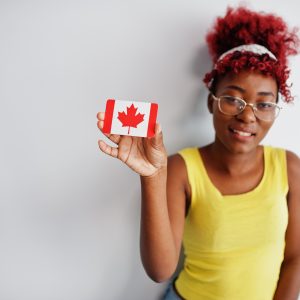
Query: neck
[{"left": 208, "top": 140, "right": 261, "bottom": 176}]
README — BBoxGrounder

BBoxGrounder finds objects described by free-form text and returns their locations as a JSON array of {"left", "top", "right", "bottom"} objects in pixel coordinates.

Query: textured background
[{"left": 1, "top": 0, "right": 299, "bottom": 299}]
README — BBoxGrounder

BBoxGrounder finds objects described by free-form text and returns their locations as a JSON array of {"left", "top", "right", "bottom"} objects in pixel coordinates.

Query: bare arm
[
  {"left": 140, "top": 154, "right": 188, "bottom": 282},
  {"left": 97, "top": 112, "right": 188, "bottom": 282},
  {"left": 273, "top": 151, "right": 300, "bottom": 300}
]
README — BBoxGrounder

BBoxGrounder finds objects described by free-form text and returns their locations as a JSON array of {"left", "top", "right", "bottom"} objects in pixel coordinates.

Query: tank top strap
[
  {"left": 178, "top": 147, "right": 203, "bottom": 177},
  {"left": 178, "top": 147, "right": 207, "bottom": 209},
  {"left": 263, "top": 145, "right": 288, "bottom": 196}
]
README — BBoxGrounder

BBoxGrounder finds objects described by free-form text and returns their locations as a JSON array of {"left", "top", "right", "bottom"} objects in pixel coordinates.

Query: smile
[{"left": 229, "top": 128, "right": 256, "bottom": 137}]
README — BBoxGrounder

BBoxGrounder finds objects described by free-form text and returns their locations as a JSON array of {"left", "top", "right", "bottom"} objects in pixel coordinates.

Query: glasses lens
[
  {"left": 254, "top": 103, "right": 279, "bottom": 121},
  {"left": 218, "top": 96, "right": 280, "bottom": 121},
  {"left": 219, "top": 96, "right": 244, "bottom": 115}
]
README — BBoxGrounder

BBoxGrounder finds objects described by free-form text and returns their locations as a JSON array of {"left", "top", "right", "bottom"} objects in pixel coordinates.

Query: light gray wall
[{"left": 1, "top": 1, "right": 299, "bottom": 299}]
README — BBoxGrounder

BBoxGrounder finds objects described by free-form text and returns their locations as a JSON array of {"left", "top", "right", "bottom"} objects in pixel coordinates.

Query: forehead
[{"left": 215, "top": 70, "right": 278, "bottom": 94}]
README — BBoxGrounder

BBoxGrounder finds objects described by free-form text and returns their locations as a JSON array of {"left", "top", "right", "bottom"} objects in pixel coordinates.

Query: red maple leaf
[{"left": 117, "top": 103, "right": 145, "bottom": 134}]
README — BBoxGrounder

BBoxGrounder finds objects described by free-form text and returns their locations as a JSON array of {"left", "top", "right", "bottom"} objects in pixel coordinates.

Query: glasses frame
[{"left": 211, "top": 94, "right": 282, "bottom": 122}]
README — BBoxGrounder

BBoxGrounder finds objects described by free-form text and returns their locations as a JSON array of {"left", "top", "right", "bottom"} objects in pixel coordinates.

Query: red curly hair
[{"left": 203, "top": 6, "right": 300, "bottom": 102}]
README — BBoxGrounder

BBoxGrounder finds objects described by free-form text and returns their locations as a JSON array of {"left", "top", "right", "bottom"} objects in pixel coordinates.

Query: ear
[{"left": 207, "top": 93, "right": 214, "bottom": 114}]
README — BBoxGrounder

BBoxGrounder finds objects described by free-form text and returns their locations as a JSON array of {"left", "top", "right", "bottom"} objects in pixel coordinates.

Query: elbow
[
  {"left": 140, "top": 249, "right": 179, "bottom": 283},
  {"left": 147, "top": 272, "right": 173, "bottom": 283},
  {"left": 144, "top": 266, "right": 177, "bottom": 283}
]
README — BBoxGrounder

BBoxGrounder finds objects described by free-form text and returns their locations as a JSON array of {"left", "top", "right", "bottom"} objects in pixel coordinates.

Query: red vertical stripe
[
  {"left": 102, "top": 99, "right": 115, "bottom": 134},
  {"left": 147, "top": 103, "right": 158, "bottom": 137}
]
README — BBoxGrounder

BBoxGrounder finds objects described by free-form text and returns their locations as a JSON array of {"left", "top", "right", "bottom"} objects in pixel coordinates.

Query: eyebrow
[{"left": 224, "top": 85, "right": 275, "bottom": 97}]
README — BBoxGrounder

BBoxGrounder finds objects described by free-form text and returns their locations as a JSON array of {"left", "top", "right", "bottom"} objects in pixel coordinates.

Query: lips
[{"left": 229, "top": 127, "right": 256, "bottom": 137}]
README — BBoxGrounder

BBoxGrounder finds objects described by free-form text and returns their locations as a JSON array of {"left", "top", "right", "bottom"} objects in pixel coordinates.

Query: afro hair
[{"left": 203, "top": 6, "right": 300, "bottom": 102}]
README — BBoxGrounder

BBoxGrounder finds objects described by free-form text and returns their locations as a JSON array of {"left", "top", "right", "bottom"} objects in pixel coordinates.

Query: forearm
[
  {"left": 273, "top": 258, "right": 300, "bottom": 300},
  {"left": 140, "top": 168, "right": 178, "bottom": 282}
]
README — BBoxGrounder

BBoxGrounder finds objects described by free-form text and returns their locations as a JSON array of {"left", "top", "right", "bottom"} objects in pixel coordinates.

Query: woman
[{"left": 97, "top": 6, "right": 300, "bottom": 300}]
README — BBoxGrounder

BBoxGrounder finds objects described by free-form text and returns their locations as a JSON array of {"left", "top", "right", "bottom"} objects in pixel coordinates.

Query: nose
[{"left": 236, "top": 104, "right": 256, "bottom": 123}]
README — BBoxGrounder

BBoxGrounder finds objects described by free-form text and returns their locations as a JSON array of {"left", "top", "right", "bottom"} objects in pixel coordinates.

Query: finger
[
  {"left": 103, "top": 133, "right": 121, "bottom": 144},
  {"left": 116, "top": 136, "right": 134, "bottom": 163},
  {"left": 97, "top": 120, "right": 121, "bottom": 144},
  {"left": 149, "top": 123, "right": 163, "bottom": 148},
  {"left": 156, "top": 123, "right": 162, "bottom": 135},
  {"left": 98, "top": 140, "right": 118, "bottom": 158},
  {"left": 146, "top": 123, "right": 161, "bottom": 139},
  {"left": 96, "top": 112, "right": 105, "bottom": 121},
  {"left": 97, "top": 120, "right": 104, "bottom": 130}
]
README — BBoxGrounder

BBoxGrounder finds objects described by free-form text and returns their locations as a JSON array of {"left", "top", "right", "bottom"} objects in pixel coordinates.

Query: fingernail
[
  {"left": 98, "top": 140, "right": 104, "bottom": 149},
  {"left": 157, "top": 124, "right": 162, "bottom": 133}
]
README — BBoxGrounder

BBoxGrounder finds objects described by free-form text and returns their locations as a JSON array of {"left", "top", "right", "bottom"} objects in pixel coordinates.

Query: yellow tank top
[{"left": 175, "top": 146, "right": 288, "bottom": 300}]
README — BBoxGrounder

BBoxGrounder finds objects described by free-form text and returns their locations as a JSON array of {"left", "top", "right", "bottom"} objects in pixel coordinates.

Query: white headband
[{"left": 217, "top": 44, "right": 277, "bottom": 62}]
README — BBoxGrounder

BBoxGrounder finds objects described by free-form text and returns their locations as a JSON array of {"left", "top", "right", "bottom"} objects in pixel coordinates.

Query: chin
[
  {"left": 217, "top": 136, "right": 260, "bottom": 155},
  {"left": 228, "top": 144, "right": 257, "bottom": 154}
]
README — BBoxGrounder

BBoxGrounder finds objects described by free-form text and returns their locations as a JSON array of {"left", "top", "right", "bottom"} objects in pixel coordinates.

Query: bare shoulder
[
  {"left": 286, "top": 150, "right": 300, "bottom": 187},
  {"left": 282, "top": 150, "right": 300, "bottom": 262},
  {"left": 168, "top": 153, "right": 186, "bottom": 172},
  {"left": 286, "top": 150, "right": 300, "bottom": 209},
  {"left": 167, "top": 153, "right": 191, "bottom": 201},
  {"left": 286, "top": 149, "right": 300, "bottom": 164}
]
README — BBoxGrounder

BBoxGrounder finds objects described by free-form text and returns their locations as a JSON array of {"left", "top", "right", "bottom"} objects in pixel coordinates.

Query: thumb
[{"left": 149, "top": 123, "right": 164, "bottom": 148}]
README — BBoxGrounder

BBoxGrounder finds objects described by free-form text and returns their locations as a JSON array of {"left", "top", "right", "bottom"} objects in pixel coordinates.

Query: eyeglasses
[{"left": 211, "top": 94, "right": 282, "bottom": 122}]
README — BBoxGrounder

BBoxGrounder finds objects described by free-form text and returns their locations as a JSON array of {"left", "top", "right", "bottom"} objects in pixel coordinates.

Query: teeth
[{"left": 233, "top": 129, "right": 252, "bottom": 136}]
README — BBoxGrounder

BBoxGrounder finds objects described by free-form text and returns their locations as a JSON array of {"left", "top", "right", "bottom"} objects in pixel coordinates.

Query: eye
[
  {"left": 256, "top": 102, "right": 276, "bottom": 110},
  {"left": 222, "top": 96, "right": 242, "bottom": 104}
]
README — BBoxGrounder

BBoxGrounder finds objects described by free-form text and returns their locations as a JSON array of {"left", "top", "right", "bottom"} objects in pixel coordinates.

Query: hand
[{"left": 96, "top": 112, "right": 168, "bottom": 177}]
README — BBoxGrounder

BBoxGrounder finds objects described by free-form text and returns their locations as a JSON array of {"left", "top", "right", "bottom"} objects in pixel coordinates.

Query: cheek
[
  {"left": 259, "top": 121, "right": 275, "bottom": 136},
  {"left": 212, "top": 102, "right": 229, "bottom": 121},
  {"left": 212, "top": 111, "right": 230, "bottom": 133},
  {"left": 212, "top": 102, "right": 219, "bottom": 114}
]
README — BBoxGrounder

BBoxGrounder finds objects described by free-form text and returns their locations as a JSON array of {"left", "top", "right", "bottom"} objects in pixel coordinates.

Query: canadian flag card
[{"left": 102, "top": 99, "right": 158, "bottom": 138}]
